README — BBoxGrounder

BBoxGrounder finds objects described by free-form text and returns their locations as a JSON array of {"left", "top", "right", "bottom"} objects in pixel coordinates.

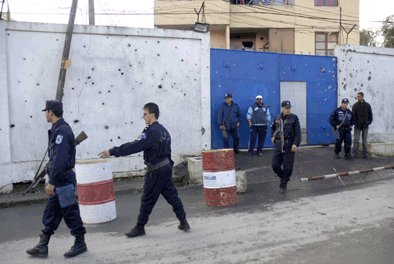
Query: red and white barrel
[
  {"left": 202, "top": 149, "right": 237, "bottom": 206},
  {"left": 75, "top": 160, "right": 117, "bottom": 224}
]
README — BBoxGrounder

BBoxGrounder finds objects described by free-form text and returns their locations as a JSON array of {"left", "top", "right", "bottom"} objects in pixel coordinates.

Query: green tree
[
  {"left": 381, "top": 15, "right": 394, "bottom": 48},
  {"left": 360, "top": 29, "right": 378, "bottom": 47}
]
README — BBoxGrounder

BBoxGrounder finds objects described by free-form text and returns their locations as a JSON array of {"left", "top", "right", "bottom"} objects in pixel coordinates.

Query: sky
[{"left": 2, "top": 0, "right": 394, "bottom": 30}]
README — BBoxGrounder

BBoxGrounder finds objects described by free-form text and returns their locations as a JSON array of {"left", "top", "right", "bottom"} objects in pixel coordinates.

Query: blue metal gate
[{"left": 211, "top": 49, "right": 337, "bottom": 149}]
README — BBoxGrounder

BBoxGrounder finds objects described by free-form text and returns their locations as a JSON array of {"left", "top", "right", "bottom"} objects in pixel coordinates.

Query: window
[
  {"left": 314, "top": 0, "right": 337, "bottom": 6},
  {"left": 315, "top": 32, "right": 338, "bottom": 56}
]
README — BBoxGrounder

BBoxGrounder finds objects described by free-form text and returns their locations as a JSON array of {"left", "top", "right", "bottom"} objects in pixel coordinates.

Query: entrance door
[{"left": 280, "top": 82, "right": 307, "bottom": 144}]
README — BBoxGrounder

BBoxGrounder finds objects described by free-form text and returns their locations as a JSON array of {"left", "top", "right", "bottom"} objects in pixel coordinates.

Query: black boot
[
  {"left": 178, "top": 219, "right": 191, "bottom": 232},
  {"left": 279, "top": 179, "right": 288, "bottom": 193},
  {"left": 125, "top": 224, "right": 145, "bottom": 238},
  {"left": 64, "top": 235, "right": 88, "bottom": 258},
  {"left": 26, "top": 233, "right": 50, "bottom": 257}
]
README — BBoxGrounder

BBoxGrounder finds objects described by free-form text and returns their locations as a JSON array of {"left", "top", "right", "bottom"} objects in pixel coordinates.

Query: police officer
[
  {"left": 217, "top": 93, "right": 242, "bottom": 153},
  {"left": 271, "top": 100, "right": 301, "bottom": 193},
  {"left": 329, "top": 98, "right": 355, "bottom": 160},
  {"left": 247, "top": 95, "right": 271, "bottom": 156},
  {"left": 99, "top": 102, "right": 190, "bottom": 238},
  {"left": 27, "top": 100, "right": 87, "bottom": 258}
]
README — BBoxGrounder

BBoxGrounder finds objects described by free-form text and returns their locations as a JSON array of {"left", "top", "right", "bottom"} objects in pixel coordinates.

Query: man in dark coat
[{"left": 352, "top": 92, "right": 373, "bottom": 159}]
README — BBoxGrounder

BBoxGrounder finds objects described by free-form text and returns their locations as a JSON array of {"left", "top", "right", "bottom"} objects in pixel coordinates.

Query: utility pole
[
  {"left": 56, "top": 0, "right": 78, "bottom": 101},
  {"left": 89, "top": 0, "right": 95, "bottom": 25}
]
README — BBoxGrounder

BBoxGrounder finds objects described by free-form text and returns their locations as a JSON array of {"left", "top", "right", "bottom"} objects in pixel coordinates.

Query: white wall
[
  {"left": 335, "top": 45, "right": 394, "bottom": 143},
  {"left": 0, "top": 21, "right": 210, "bottom": 189}
]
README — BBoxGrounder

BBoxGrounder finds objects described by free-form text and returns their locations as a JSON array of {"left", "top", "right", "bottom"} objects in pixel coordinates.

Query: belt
[{"left": 145, "top": 158, "right": 170, "bottom": 172}]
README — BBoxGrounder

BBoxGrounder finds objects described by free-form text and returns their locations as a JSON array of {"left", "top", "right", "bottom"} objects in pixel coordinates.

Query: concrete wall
[
  {"left": 0, "top": 21, "right": 210, "bottom": 189},
  {"left": 335, "top": 45, "right": 394, "bottom": 143}
]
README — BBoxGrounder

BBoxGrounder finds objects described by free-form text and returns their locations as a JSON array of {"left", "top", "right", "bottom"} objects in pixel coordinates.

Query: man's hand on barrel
[{"left": 98, "top": 150, "right": 111, "bottom": 158}]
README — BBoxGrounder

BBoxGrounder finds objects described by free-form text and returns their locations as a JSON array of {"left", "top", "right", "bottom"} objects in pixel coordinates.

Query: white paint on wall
[
  {"left": 335, "top": 45, "right": 394, "bottom": 143},
  {"left": 0, "top": 21, "right": 210, "bottom": 187}
]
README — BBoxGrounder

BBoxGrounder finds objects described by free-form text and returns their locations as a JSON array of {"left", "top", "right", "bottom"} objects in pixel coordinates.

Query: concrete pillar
[
  {"left": 187, "top": 156, "right": 203, "bottom": 184},
  {"left": 225, "top": 25, "right": 230, "bottom": 49}
]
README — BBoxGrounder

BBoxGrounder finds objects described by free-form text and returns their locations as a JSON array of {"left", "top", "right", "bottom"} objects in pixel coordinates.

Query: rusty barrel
[
  {"left": 75, "top": 159, "right": 117, "bottom": 224},
  {"left": 202, "top": 149, "right": 237, "bottom": 206}
]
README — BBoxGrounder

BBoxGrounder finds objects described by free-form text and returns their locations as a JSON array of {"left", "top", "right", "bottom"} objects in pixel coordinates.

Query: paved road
[{"left": 1, "top": 171, "right": 393, "bottom": 263}]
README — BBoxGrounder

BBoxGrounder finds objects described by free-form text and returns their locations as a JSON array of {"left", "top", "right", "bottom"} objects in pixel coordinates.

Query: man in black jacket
[
  {"left": 271, "top": 100, "right": 301, "bottom": 193},
  {"left": 352, "top": 92, "right": 373, "bottom": 159}
]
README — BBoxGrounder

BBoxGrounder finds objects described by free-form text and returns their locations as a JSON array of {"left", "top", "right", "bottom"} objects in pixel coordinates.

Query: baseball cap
[
  {"left": 224, "top": 93, "right": 232, "bottom": 99},
  {"left": 42, "top": 100, "right": 63, "bottom": 114},
  {"left": 281, "top": 100, "right": 291, "bottom": 108},
  {"left": 341, "top": 98, "right": 349, "bottom": 104},
  {"left": 256, "top": 95, "right": 263, "bottom": 99}
]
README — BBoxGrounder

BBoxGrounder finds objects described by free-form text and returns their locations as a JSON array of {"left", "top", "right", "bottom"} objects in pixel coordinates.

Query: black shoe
[
  {"left": 344, "top": 154, "right": 352, "bottom": 160},
  {"left": 26, "top": 233, "right": 50, "bottom": 258},
  {"left": 353, "top": 153, "right": 358, "bottom": 159},
  {"left": 335, "top": 153, "right": 341, "bottom": 159},
  {"left": 64, "top": 235, "right": 87, "bottom": 258},
  {"left": 234, "top": 149, "right": 240, "bottom": 154},
  {"left": 178, "top": 219, "right": 191, "bottom": 232},
  {"left": 279, "top": 179, "right": 288, "bottom": 193},
  {"left": 125, "top": 225, "right": 145, "bottom": 238}
]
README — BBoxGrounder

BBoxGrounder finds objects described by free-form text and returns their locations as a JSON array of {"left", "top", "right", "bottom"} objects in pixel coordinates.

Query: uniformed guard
[
  {"left": 246, "top": 95, "right": 271, "bottom": 156},
  {"left": 27, "top": 100, "right": 87, "bottom": 258},
  {"left": 217, "top": 93, "right": 242, "bottom": 154},
  {"left": 99, "top": 102, "right": 190, "bottom": 238},
  {"left": 329, "top": 98, "right": 355, "bottom": 160},
  {"left": 271, "top": 100, "right": 301, "bottom": 193}
]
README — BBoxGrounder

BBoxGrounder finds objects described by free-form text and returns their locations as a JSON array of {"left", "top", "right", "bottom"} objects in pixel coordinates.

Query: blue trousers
[
  {"left": 222, "top": 127, "right": 239, "bottom": 151},
  {"left": 248, "top": 125, "right": 267, "bottom": 153},
  {"left": 137, "top": 165, "right": 186, "bottom": 226},
  {"left": 335, "top": 128, "right": 352, "bottom": 155},
  {"left": 42, "top": 194, "right": 86, "bottom": 237}
]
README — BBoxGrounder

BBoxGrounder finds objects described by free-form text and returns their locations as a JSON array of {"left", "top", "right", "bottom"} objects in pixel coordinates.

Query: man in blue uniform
[
  {"left": 247, "top": 95, "right": 271, "bottom": 156},
  {"left": 271, "top": 100, "right": 301, "bottom": 193},
  {"left": 217, "top": 93, "right": 241, "bottom": 153},
  {"left": 27, "top": 100, "right": 87, "bottom": 258},
  {"left": 99, "top": 102, "right": 190, "bottom": 238},
  {"left": 329, "top": 98, "right": 355, "bottom": 160}
]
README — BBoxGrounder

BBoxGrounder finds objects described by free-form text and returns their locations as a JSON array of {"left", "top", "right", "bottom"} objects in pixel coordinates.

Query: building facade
[{"left": 155, "top": 0, "right": 359, "bottom": 55}]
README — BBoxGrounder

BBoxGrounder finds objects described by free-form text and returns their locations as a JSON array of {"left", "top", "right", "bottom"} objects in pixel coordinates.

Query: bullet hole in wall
[
  {"left": 36, "top": 83, "right": 40, "bottom": 86},
  {"left": 110, "top": 139, "right": 113, "bottom": 142},
  {"left": 104, "top": 125, "right": 109, "bottom": 129},
  {"left": 92, "top": 82, "right": 95, "bottom": 85},
  {"left": 102, "top": 102, "right": 105, "bottom": 105},
  {"left": 157, "top": 54, "right": 160, "bottom": 56},
  {"left": 158, "top": 84, "right": 162, "bottom": 89},
  {"left": 56, "top": 38, "right": 59, "bottom": 41},
  {"left": 184, "top": 93, "right": 186, "bottom": 96},
  {"left": 72, "top": 87, "right": 75, "bottom": 90},
  {"left": 25, "top": 100, "right": 27, "bottom": 102},
  {"left": 83, "top": 45, "right": 86, "bottom": 48},
  {"left": 121, "top": 72, "right": 124, "bottom": 75},
  {"left": 368, "top": 76, "right": 372, "bottom": 81},
  {"left": 157, "top": 41, "right": 160, "bottom": 43},
  {"left": 118, "top": 69, "right": 121, "bottom": 71},
  {"left": 128, "top": 43, "right": 131, "bottom": 47},
  {"left": 99, "top": 91, "right": 102, "bottom": 94},
  {"left": 181, "top": 59, "right": 184, "bottom": 62},
  {"left": 74, "top": 119, "right": 79, "bottom": 123},
  {"left": 30, "top": 115, "right": 33, "bottom": 118},
  {"left": 117, "top": 136, "right": 121, "bottom": 139},
  {"left": 91, "top": 67, "right": 95, "bottom": 71},
  {"left": 23, "top": 57, "right": 26, "bottom": 60},
  {"left": 107, "top": 90, "right": 111, "bottom": 93},
  {"left": 18, "top": 80, "right": 21, "bottom": 83},
  {"left": 135, "top": 49, "right": 138, "bottom": 52},
  {"left": 10, "top": 124, "right": 15, "bottom": 128}
]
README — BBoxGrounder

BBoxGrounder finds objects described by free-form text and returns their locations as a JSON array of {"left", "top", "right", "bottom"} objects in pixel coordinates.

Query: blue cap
[
  {"left": 341, "top": 98, "right": 349, "bottom": 104},
  {"left": 224, "top": 93, "right": 232, "bottom": 99},
  {"left": 281, "top": 100, "right": 291, "bottom": 108},
  {"left": 42, "top": 100, "right": 63, "bottom": 114}
]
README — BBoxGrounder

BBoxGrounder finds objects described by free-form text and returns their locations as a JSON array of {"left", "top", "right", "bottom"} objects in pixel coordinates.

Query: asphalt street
[{"left": 1, "top": 146, "right": 394, "bottom": 263}]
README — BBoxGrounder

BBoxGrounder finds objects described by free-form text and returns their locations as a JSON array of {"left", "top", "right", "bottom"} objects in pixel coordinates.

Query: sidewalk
[{"left": 1, "top": 145, "right": 393, "bottom": 208}]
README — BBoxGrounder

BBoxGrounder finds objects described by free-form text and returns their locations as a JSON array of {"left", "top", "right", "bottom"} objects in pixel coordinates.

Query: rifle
[{"left": 21, "top": 131, "right": 88, "bottom": 196}]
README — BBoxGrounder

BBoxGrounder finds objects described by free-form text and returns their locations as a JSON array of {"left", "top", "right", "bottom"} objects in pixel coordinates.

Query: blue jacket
[
  {"left": 247, "top": 103, "right": 271, "bottom": 126},
  {"left": 109, "top": 122, "right": 173, "bottom": 166},
  {"left": 217, "top": 102, "right": 241, "bottom": 130},
  {"left": 329, "top": 107, "right": 354, "bottom": 130},
  {"left": 47, "top": 118, "right": 76, "bottom": 187}
]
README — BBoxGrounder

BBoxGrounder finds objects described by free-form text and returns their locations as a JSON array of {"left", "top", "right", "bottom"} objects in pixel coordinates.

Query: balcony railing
[{"left": 230, "top": 0, "right": 294, "bottom": 5}]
